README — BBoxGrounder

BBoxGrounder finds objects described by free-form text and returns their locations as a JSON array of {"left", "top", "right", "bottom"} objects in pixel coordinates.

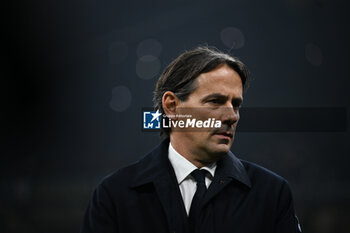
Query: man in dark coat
[{"left": 81, "top": 46, "right": 302, "bottom": 233}]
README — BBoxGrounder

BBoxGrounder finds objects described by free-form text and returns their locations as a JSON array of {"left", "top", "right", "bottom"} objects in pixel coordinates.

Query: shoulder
[
  {"left": 100, "top": 161, "right": 139, "bottom": 188},
  {"left": 241, "top": 160, "right": 283, "bottom": 179},
  {"left": 99, "top": 151, "right": 152, "bottom": 189},
  {"left": 239, "top": 161, "right": 300, "bottom": 231},
  {"left": 97, "top": 140, "right": 168, "bottom": 194},
  {"left": 240, "top": 159, "right": 291, "bottom": 191}
]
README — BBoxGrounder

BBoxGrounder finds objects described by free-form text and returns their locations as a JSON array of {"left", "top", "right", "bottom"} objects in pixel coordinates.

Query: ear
[{"left": 162, "top": 91, "right": 180, "bottom": 119}]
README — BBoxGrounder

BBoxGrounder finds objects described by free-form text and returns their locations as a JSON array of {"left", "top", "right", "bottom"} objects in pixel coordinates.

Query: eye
[
  {"left": 208, "top": 99, "right": 223, "bottom": 104},
  {"left": 232, "top": 100, "right": 242, "bottom": 109}
]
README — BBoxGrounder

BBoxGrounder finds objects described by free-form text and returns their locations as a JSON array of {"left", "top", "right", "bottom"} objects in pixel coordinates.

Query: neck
[{"left": 169, "top": 136, "right": 215, "bottom": 168}]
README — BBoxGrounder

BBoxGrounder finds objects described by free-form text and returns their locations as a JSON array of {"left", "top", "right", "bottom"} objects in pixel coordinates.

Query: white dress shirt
[{"left": 168, "top": 142, "right": 217, "bottom": 215}]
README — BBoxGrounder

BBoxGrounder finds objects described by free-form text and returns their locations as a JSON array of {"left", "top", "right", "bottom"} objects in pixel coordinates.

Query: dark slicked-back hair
[{"left": 153, "top": 46, "right": 251, "bottom": 137}]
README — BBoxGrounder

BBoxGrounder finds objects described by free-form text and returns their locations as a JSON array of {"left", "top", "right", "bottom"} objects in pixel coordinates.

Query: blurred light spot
[
  {"left": 305, "top": 43, "right": 323, "bottom": 66},
  {"left": 109, "top": 85, "right": 132, "bottom": 112},
  {"left": 220, "top": 27, "right": 245, "bottom": 49},
  {"left": 137, "top": 39, "right": 162, "bottom": 58},
  {"left": 108, "top": 41, "right": 128, "bottom": 64},
  {"left": 136, "top": 55, "right": 161, "bottom": 80}
]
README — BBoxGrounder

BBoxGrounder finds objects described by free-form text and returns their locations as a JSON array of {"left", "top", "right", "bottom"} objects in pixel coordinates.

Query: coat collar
[
  {"left": 217, "top": 150, "right": 252, "bottom": 188},
  {"left": 129, "top": 138, "right": 251, "bottom": 189}
]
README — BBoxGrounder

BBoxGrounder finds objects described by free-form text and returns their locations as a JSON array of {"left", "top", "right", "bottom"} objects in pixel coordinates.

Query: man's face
[{"left": 172, "top": 64, "right": 243, "bottom": 165}]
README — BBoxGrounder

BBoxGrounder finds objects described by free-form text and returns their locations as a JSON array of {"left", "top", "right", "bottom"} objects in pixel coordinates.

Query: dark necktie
[{"left": 189, "top": 169, "right": 208, "bottom": 232}]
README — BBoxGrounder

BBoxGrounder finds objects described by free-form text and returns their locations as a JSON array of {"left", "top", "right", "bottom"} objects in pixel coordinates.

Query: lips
[{"left": 213, "top": 131, "right": 233, "bottom": 138}]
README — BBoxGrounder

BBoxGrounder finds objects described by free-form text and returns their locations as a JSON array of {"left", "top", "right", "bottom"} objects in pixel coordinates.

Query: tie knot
[{"left": 191, "top": 169, "right": 208, "bottom": 184}]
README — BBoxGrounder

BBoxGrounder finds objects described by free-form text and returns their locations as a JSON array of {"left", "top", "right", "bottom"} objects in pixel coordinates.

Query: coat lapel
[
  {"left": 202, "top": 151, "right": 251, "bottom": 207},
  {"left": 129, "top": 139, "right": 189, "bottom": 233},
  {"left": 153, "top": 173, "right": 189, "bottom": 233}
]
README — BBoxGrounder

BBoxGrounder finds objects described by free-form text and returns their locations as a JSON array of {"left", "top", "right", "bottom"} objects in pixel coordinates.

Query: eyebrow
[{"left": 200, "top": 93, "right": 243, "bottom": 105}]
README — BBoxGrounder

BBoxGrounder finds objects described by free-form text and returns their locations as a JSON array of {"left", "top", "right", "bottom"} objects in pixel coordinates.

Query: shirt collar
[
  {"left": 129, "top": 138, "right": 251, "bottom": 189},
  {"left": 168, "top": 142, "right": 216, "bottom": 185}
]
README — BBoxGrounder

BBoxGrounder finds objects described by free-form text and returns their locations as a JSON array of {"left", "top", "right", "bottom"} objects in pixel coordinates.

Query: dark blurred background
[{"left": 3, "top": 0, "right": 350, "bottom": 232}]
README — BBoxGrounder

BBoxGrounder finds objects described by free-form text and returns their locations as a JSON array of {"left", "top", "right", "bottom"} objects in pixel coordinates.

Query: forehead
[{"left": 193, "top": 64, "right": 243, "bottom": 96}]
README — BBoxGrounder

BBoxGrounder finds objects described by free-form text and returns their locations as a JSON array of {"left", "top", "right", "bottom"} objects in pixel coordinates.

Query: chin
[
  {"left": 215, "top": 138, "right": 233, "bottom": 150},
  {"left": 215, "top": 146, "right": 230, "bottom": 155},
  {"left": 208, "top": 144, "right": 231, "bottom": 157}
]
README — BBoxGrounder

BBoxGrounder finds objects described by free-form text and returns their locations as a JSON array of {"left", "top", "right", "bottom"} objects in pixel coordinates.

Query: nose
[{"left": 221, "top": 106, "right": 239, "bottom": 126}]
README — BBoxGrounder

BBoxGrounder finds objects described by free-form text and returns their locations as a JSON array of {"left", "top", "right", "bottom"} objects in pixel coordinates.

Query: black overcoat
[{"left": 81, "top": 139, "right": 301, "bottom": 233}]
